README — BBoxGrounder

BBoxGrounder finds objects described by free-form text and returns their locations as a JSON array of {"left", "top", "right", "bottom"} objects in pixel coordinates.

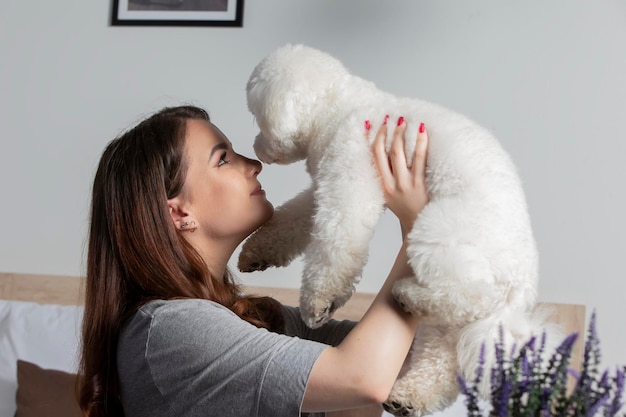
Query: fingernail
[
  {"left": 383, "top": 115, "right": 389, "bottom": 125},
  {"left": 365, "top": 120, "right": 371, "bottom": 131},
  {"left": 397, "top": 116, "right": 404, "bottom": 126},
  {"left": 419, "top": 122, "right": 425, "bottom": 133}
]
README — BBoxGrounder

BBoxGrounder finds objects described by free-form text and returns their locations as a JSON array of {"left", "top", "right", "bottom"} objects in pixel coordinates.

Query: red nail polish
[
  {"left": 419, "top": 122, "right": 425, "bottom": 133},
  {"left": 365, "top": 120, "right": 371, "bottom": 131},
  {"left": 397, "top": 116, "right": 404, "bottom": 126},
  {"left": 383, "top": 115, "right": 389, "bottom": 125}
]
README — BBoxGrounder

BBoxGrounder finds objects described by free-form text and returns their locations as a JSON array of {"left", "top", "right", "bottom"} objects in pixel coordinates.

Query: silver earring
[{"left": 181, "top": 220, "right": 197, "bottom": 233}]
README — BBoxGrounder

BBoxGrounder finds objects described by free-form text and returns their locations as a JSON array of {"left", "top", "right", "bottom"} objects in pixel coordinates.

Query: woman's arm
[{"left": 302, "top": 119, "right": 429, "bottom": 412}]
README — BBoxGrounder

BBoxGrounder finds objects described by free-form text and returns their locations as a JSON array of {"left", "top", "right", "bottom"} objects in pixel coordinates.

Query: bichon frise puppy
[{"left": 239, "top": 44, "right": 557, "bottom": 416}]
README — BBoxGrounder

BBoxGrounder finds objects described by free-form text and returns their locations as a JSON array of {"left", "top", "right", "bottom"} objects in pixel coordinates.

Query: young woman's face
[{"left": 181, "top": 119, "right": 274, "bottom": 241}]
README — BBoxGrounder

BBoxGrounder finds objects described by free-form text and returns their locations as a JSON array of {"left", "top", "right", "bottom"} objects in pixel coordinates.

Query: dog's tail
[{"left": 456, "top": 305, "right": 565, "bottom": 397}]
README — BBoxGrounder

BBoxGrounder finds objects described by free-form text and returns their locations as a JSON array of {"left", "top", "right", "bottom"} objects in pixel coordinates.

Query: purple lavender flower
[
  {"left": 604, "top": 367, "right": 625, "bottom": 416},
  {"left": 459, "top": 310, "right": 625, "bottom": 417},
  {"left": 457, "top": 372, "right": 481, "bottom": 417}
]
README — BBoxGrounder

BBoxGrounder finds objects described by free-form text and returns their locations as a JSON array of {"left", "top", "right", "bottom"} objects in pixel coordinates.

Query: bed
[{"left": 0, "top": 272, "right": 586, "bottom": 417}]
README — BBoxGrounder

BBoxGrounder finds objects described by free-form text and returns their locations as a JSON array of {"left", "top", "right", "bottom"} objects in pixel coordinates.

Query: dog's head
[{"left": 246, "top": 44, "right": 349, "bottom": 164}]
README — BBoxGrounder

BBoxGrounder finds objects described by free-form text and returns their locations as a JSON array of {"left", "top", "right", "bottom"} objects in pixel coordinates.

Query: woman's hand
[{"left": 369, "top": 117, "right": 430, "bottom": 238}]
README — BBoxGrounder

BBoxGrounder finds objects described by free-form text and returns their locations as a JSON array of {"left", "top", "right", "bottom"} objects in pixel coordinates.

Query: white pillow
[{"left": 0, "top": 300, "right": 83, "bottom": 417}]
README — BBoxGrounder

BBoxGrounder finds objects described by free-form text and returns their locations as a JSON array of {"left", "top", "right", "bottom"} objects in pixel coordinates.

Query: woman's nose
[{"left": 245, "top": 157, "right": 262, "bottom": 176}]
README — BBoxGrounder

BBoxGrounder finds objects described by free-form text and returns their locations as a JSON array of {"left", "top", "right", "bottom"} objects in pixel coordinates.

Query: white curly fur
[{"left": 238, "top": 44, "right": 561, "bottom": 416}]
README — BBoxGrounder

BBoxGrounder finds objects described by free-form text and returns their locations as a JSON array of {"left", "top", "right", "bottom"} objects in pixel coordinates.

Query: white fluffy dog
[{"left": 238, "top": 44, "right": 557, "bottom": 416}]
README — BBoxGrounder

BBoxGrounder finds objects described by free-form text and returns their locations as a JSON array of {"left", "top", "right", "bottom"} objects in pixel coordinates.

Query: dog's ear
[
  {"left": 246, "top": 71, "right": 301, "bottom": 143},
  {"left": 246, "top": 44, "right": 348, "bottom": 145},
  {"left": 247, "top": 71, "right": 310, "bottom": 164}
]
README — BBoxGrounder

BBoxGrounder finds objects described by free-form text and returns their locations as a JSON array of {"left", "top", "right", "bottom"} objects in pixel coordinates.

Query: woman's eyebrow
[{"left": 209, "top": 142, "right": 229, "bottom": 158}]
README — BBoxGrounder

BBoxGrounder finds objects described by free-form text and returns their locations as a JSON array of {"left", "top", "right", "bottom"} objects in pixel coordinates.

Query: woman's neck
[{"left": 187, "top": 234, "right": 241, "bottom": 280}]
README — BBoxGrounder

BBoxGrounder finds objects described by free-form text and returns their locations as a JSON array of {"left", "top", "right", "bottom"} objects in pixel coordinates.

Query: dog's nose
[{"left": 253, "top": 137, "right": 274, "bottom": 163}]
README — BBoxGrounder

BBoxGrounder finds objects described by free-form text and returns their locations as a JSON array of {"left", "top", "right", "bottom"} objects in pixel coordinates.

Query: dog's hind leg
[
  {"left": 384, "top": 325, "right": 460, "bottom": 417},
  {"left": 392, "top": 197, "right": 505, "bottom": 326}
]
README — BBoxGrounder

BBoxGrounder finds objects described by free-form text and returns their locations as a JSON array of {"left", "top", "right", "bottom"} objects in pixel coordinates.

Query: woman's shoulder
[
  {"left": 139, "top": 298, "right": 234, "bottom": 317},
  {"left": 128, "top": 298, "right": 240, "bottom": 334}
]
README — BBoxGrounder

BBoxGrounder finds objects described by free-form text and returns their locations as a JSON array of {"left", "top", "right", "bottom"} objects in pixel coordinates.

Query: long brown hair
[{"left": 79, "top": 105, "right": 284, "bottom": 417}]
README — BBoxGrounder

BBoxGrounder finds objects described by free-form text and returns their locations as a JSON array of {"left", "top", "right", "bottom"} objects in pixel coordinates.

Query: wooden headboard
[
  {"left": 0, "top": 272, "right": 376, "bottom": 320},
  {"left": 0, "top": 272, "right": 586, "bottom": 368}
]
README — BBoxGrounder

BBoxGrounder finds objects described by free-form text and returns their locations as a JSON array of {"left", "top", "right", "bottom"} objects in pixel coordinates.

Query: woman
[{"left": 79, "top": 105, "right": 430, "bottom": 417}]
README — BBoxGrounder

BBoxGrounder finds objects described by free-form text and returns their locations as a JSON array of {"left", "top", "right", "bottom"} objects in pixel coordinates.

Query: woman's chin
[
  {"left": 245, "top": 204, "right": 274, "bottom": 236},
  {"left": 260, "top": 201, "right": 274, "bottom": 223}
]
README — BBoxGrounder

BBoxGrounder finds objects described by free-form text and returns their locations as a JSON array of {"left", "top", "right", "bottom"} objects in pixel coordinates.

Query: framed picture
[{"left": 111, "top": 0, "right": 244, "bottom": 27}]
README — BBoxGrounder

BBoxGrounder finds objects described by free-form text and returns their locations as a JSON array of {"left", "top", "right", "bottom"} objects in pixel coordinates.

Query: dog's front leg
[
  {"left": 299, "top": 126, "right": 385, "bottom": 327},
  {"left": 238, "top": 187, "right": 314, "bottom": 272}
]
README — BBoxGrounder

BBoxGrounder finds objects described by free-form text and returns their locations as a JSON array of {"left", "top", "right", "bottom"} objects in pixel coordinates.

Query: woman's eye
[{"left": 218, "top": 152, "right": 230, "bottom": 167}]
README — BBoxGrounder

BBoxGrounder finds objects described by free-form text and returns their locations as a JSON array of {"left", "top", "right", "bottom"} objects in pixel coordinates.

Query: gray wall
[{"left": 1, "top": 1, "right": 625, "bottom": 372}]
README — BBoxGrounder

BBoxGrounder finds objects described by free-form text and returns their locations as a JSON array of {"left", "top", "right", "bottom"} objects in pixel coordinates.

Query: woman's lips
[{"left": 251, "top": 185, "right": 265, "bottom": 196}]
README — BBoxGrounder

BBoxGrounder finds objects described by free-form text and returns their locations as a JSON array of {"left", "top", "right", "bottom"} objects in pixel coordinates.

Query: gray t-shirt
[{"left": 118, "top": 299, "right": 355, "bottom": 417}]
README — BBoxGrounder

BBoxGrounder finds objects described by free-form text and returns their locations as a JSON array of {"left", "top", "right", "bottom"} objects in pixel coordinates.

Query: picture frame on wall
[{"left": 111, "top": 0, "right": 244, "bottom": 27}]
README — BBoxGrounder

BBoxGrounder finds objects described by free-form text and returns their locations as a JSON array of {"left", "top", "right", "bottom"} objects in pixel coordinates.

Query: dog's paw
[
  {"left": 299, "top": 295, "right": 341, "bottom": 328},
  {"left": 384, "top": 355, "right": 460, "bottom": 417},
  {"left": 302, "top": 301, "right": 338, "bottom": 328},
  {"left": 237, "top": 249, "right": 271, "bottom": 273},
  {"left": 237, "top": 235, "right": 289, "bottom": 272},
  {"left": 383, "top": 378, "right": 441, "bottom": 417},
  {"left": 392, "top": 279, "right": 426, "bottom": 316},
  {"left": 382, "top": 401, "right": 420, "bottom": 417},
  {"left": 238, "top": 226, "right": 299, "bottom": 272}
]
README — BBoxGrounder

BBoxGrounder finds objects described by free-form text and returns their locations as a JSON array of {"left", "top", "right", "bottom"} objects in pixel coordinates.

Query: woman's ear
[{"left": 167, "top": 197, "right": 193, "bottom": 231}]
